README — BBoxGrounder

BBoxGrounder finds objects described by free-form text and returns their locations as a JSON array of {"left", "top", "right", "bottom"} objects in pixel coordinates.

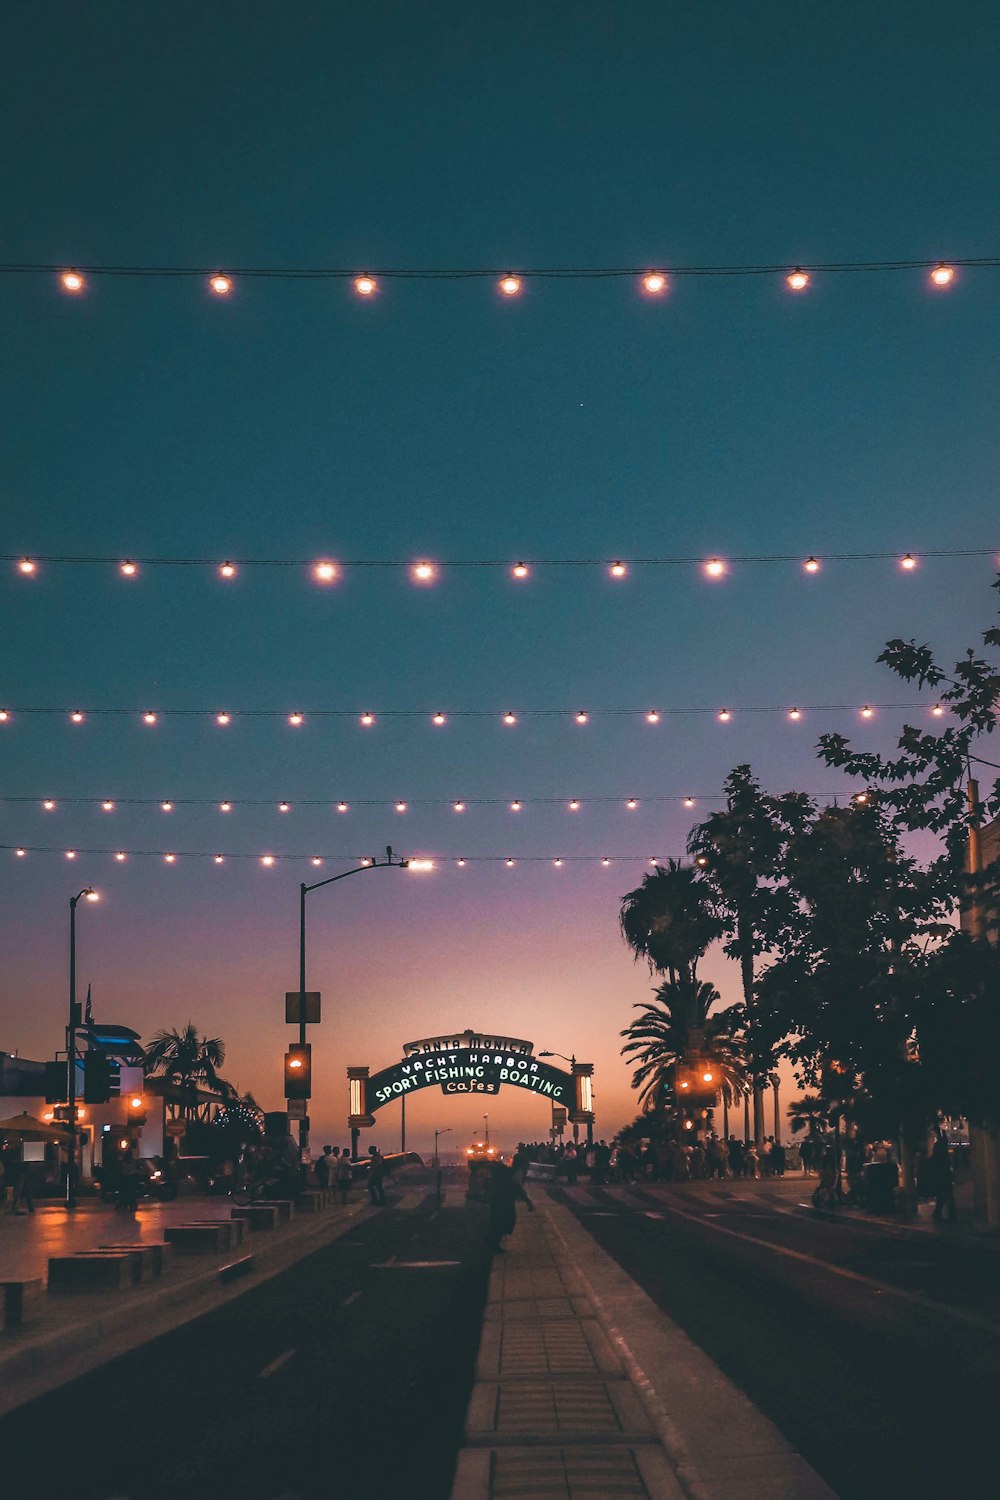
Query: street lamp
[
  {"left": 434, "top": 1127, "right": 452, "bottom": 1166},
  {"left": 539, "top": 1050, "right": 578, "bottom": 1140},
  {"left": 483, "top": 1114, "right": 489, "bottom": 1147},
  {"left": 67, "top": 888, "right": 99, "bottom": 1208},
  {"left": 296, "top": 846, "right": 427, "bottom": 1166}
]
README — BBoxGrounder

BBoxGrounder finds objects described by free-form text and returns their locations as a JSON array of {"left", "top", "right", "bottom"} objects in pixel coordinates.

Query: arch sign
[{"left": 347, "top": 1029, "right": 594, "bottom": 1131}]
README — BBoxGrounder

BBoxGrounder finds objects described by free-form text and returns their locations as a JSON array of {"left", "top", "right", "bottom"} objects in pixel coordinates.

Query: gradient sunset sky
[{"left": 2, "top": 2, "right": 998, "bottom": 1152}]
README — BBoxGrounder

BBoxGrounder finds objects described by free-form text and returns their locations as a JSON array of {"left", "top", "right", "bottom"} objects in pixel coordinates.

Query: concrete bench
[
  {"left": 1, "top": 1278, "right": 43, "bottom": 1329},
  {"left": 231, "top": 1204, "right": 279, "bottom": 1230},
  {"left": 255, "top": 1199, "right": 295, "bottom": 1223},
  {"left": 218, "top": 1255, "right": 254, "bottom": 1285},
  {"left": 99, "top": 1242, "right": 172, "bottom": 1278},
  {"left": 296, "top": 1189, "right": 329, "bottom": 1212},
  {"left": 48, "top": 1254, "right": 133, "bottom": 1292},
  {"left": 162, "top": 1223, "right": 231, "bottom": 1254},
  {"left": 188, "top": 1217, "right": 247, "bottom": 1247}
]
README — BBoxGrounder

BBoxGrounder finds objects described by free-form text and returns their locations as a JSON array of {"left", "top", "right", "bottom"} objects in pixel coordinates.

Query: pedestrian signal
[
  {"left": 673, "top": 1061, "right": 719, "bottom": 1109},
  {"left": 284, "top": 1044, "right": 312, "bottom": 1100}
]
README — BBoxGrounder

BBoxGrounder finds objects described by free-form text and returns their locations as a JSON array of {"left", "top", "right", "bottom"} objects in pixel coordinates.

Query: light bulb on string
[
  {"left": 17, "top": 558, "right": 36, "bottom": 575},
  {"left": 354, "top": 275, "right": 377, "bottom": 297},
  {"left": 43, "top": 800, "right": 56, "bottom": 811},
  {"left": 102, "top": 801, "right": 115, "bottom": 812},
  {"left": 432, "top": 712, "right": 446, "bottom": 726},
  {"left": 360, "top": 712, "right": 375, "bottom": 727},
  {"left": 498, "top": 275, "right": 522, "bottom": 297},
  {"left": 219, "top": 561, "right": 237, "bottom": 579},
  {"left": 360, "top": 857, "right": 372, "bottom": 866},
  {"left": 568, "top": 800, "right": 580, "bottom": 812},
  {"left": 641, "top": 271, "right": 667, "bottom": 295},
  {"left": 278, "top": 802, "right": 291, "bottom": 813},
  {"left": 786, "top": 267, "right": 810, "bottom": 291},
  {"left": 703, "top": 558, "right": 727, "bottom": 579},
  {"left": 861, "top": 706, "right": 874, "bottom": 719},
  {"left": 575, "top": 711, "right": 589, "bottom": 725},
  {"left": 216, "top": 713, "right": 231, "bottom": 726},
  {"left": 164, "top": 853, "right": 176, "bottom": 864},
  {"left": 214, "top": 855, "right": 224, "bottom": 865},
  {"left": 261, "top": 855, "right": 275, "bottom": 867},
  {"left": 609, "top": 561, "right": 627, "bottom": 579},
  {"left": 788, "top": 708, "right": 802, "bottom": 721},
  {"left": 457, "top": 858, "right": 466, "bottom": 867},
  {"left": 626, "top": 799, "right": 638, "bottom": 810},
  {"left": 209, "top": 274, "right": 232, "bottom": 296},
  {"left": 684, "top": 797, "right": 695, "bottom": 808},
  {"left": 553, "top": 859, "right": 563, "bottom": 868},
  {"left": 70, "top": 711, "right": 85, "bottom": 724},
  {"left": 395, "top": 801, "right": 407, "bottom": 813},
  {"left": 602, "top": 858, "right": 611, "bottom": 867},
  {"left": 311, "top": 857, "right": 323, "bottom": 867},
  {"left": 900, "top": 553, "right": 917, "bottom": 571},
  {"left": 0, "top": 711, "right": 9, "bottom": 723},
  {"left": 61, "top": 270, "right": 85, "bottom": 293},
  {"left": 288, "top": 713, "right": 304, "bottom": 727},
  {"left": 120, "top": 560, "right": 138, "bottom": 577},
  {"left": 505, "top": 858, "right": 515, "bottom": 868},
  {"left": 646, "top": 711, "right": 660, "bottom": 724},
  {"left": 160, "top": 801, "right": 173, "bottom": 813},
  {"left": 930, "top": 263, "right": 954, "bottom": 287},
  {"left": 804, "top": 556, "right": 821, "bottom": 574},
  {"left": 412, "top": 561, "right": 436, "bottom": 583},
  {"left": 502, "top": 711, "right": 517, "bottom": 726},
  {"left": 510, "top": 801, "right": 522, "bottom": 812},
  {"left": 115, "top": 851, "right": 126, "bottom": 862},
  {"left": 65, "top": 850, "right": 76, "bottom": 860},
  {"left": 142, "top": 712, "right": 157, "bottom": 725},
  {"left": 15, "top": 848, "right": 26, "bottom": 858},
  {"left": 336, "top": 802, "right": 349, "bottom": 813},
  {"left": 219, "top": 801, "right": 232, "bottom": 813},
  {"left": 453, "top": 801, "right": 466, "bottom": 813},
  {"left": 931, "top": 704, "right": 945, "bottom": 717},
  {"left": 512, "top": 562, "right": 529, "bottom": 579},
  {"left": 313, "top": 561, "right": 338, "bottom": 583},
  {"left": 717, "top": 709, "right": 732, "bottom": 722}
]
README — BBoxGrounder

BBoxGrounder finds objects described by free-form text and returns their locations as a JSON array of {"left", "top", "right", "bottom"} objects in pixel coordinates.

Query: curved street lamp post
[{"left": 67, "top": 888, "right": 99, "bottom": 1208}]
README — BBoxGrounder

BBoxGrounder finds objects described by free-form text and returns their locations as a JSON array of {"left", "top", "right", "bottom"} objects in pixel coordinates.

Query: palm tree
[
  {"left": 619, "top": 859, "right": 721, "bottom": 985},
  {"left": 143, "top": 1023, "right": 235, "bottom": 1119},
  {"left": 787, "top": 1094, "right": 833, "bottom": 1135},
  {"left": 620, "top": 976, "right": 748, "bottom": 1114}
]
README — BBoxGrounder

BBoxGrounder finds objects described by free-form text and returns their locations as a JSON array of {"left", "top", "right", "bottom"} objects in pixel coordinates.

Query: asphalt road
[
  {"left": 5, "top": 1177, "right": 492, "bottom": 1500},
  {"left": 554, "top": 1181, "right": 1000, "bottom": 1500}
]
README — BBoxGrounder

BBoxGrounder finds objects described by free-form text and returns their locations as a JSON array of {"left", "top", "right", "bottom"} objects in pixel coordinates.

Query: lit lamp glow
[
  {"left": 313, "top": 561, "right": 338, "bottom": 583},
  {"left": 432, "top": 712, "right": 446, "bottom": 726},
  {"left": 219, "top": 561, "right": 237, "bottom": 578},
  {"left": 209, "top": 274, "right": 232, "bottom": 296},
  {"left": 261, "top": 855, "right": 275, "bottom": 867},
  {"left": 120, "top": 560, "right": 138, "bottom": 577},
  {"left": 609, "top": 561, "right": 627, "bottom": 578},
  {"left": 61, "top": 270, "right": 85, "bottom": 293},
  {"left": 395, "top": 801, "right": 407, "bottom": 813},
  {"left": 143, "top": 712, "right": 157, "bottom": 725},
  {"left": 626, "top": 799, "right": 638, "bottom": 810},
  {"left": 684, "top": 797, "right": 695, "bottom": 808},
  {"left": 900, "top": 553, "right": 917, "bottom": 570},
  {"left": 354, "top": 275, "right": 377, "bottom": 296},
  {"left": 115, "top": 851, "right": 126, "bottom": 862},
  {"left": 102, "top": 801, "right": 115, "bottom": 812},
  {"left": 788, "top": 708, "right": 802, "bottom": 721},
  {"left": 43, "top": 800, "right": 56, "bottom": 811},
  {"left": 337, "top": 802, "right": 349, "bottom": 812},
  {"left": 786, "top": 267, "right": 810, "bottom": 291},
  {"left": 412, "top": 561, "right": 436, "bottom": 583},
  {"left": 161, "top": 801, "right": 173, "bottom": 812},
  {"left": 510, "top": 800, "right": 522, "bottom": 812},
  {"left": 453, "top": 801, "right": 466, "bottom": 812},
  {"left": 164, "top": 853, "right": 176, "bottom": 863},
  {"left": 219, "top": 801, "right": 232, "bottom": 812},
  {"left": 717, "top": 709, "right": 732, "bottom": 722},
  {"left": 646, "top": 711, "right": 660, "bottom": 724},
  {"left": 641, "top": 271, "right": 667, "bottom": 295},
  {"left": 288, "top": 712, "right": 304, "bottom": 726},
  {"left": 931, "top": 704, "right": 945, "bottom": 717},
  {"left": 360, "top": 713, "right": 375, "bottom": 727},
  {"left": 512, "top": 562, "right": 529, "bottom": 579},
  {"left": 704, "top": 558, "right": 726, "bottom": 579},
  {"left": 930, "top": 263, "right": 954, "bottom": 287},
  {"left": 568, "top": 800, "right": 580, "bottom": 811},
  {"left": 575, "top": 711, "right": 588, "bottom": 724},
  {"left": 498, "top": 275, "right": 522, "bottom": 297},
  {"left": 18, "top": 557, "right": 36, "bottom": 575},
  {"left": 216, "top": 713, "right": 231, "bottom": 726},
  {"left": 0, "top": 711, "right": 9, "bottom": 722},
  {"left": 311, "top": 857, "right": 323, "bottom": 866},
  {"left": 278, "top": 802, "right": 291, "bottom": 812},
  {"left": 70, "top": 711, "right": 85, "bottom": 723},
  {"left": 407, "top": 858, "right": 434, "bottom": 871},
  {"left": 861, "top": 706, "right": 874, "bottom": 719},
  {"left": 502, "top": 711, "right": 517, "bottom": 726},
  {"left": 804, "top": 556, "right": 821, "bottom": 573}
]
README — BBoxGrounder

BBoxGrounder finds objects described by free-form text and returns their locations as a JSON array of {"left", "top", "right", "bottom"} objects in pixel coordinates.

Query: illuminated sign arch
[{"left": 347, "top": 1028, "right": 594, "bottom": 1133}]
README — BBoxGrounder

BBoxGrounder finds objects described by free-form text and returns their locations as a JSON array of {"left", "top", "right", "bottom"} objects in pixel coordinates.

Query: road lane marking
[
  {"left": 342, "top": 1290, "right": 362, "bottom": 1306},
  {"left": 258, "top": 1349, "right": 296, "bottom": 1378},
  {"left": 660, "top": 1203, "right": 1000, "bottom": 1336}
]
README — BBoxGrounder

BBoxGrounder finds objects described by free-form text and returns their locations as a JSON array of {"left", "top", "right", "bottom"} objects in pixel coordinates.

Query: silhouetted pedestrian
[
  {"left": 367, "top": 1146, "right": 387, "bottom": 1206},
  {"left": 931, "top": 1130, "right": 957, "bottom": 1224},
  {"left": 486, "top": 1160, "right": 533, "bottom": 1252}
]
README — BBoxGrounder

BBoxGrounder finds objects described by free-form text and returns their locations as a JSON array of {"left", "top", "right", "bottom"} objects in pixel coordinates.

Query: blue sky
[{"left": 1, "top": 2, "right": 998, "bottom": 1149}]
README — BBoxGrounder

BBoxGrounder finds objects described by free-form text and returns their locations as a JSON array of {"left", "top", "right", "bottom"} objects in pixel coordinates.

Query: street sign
[
  {"left": 166, "top": 1120, "right": 186, "bottom": 1136},
  {"left": 285, "top": 991, "right": 321, "bottom": 1024},
  {"left": 287, "top": 1098, "right": 307, "bottom": 1119}
]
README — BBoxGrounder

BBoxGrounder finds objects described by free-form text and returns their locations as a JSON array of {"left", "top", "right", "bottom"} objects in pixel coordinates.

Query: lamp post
[
  {"left": 483, "top": 1114, "right": 489, "bottom": 1148},
  {"left": 539, "top": 1050, "right": 578, "bottom": 1141},
  {"left": 296, "top": 846, "right": 423, "bottom": 1167},
  {"left": 434, "top": 1127, "right": 452, "bottom": 1166},
  {"left": 67, "top": 888, "right": 99, "bottom": 1209}
]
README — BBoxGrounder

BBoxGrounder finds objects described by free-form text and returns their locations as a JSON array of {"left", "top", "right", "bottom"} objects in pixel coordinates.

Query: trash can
[{"left": 865, "top": 1161, "right": 899, "bottom": 1213}]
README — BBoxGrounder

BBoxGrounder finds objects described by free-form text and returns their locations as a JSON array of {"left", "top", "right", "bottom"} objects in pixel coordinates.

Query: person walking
[
  {"left": 336, "top": 1147, "right": 353, "bottom": 1204},
  {"left": 315, "top": 1145, "right": 334, "bottom": 1191},
  {"left": 562, "top": 1142, "right": 579, "bottom": 1186},
  {"left": 367, "top": 1146, "right": 387, "bottom": 1206},
  {"left": 931, "top": 1129, "right": 957, "bottom": 1224},
  {"left": 486, "top": 1160, "right": 533, "bottom": 1253}
]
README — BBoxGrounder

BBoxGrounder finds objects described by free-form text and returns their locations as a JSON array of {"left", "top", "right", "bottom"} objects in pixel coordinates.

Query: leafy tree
[
  {"left": 143, "top": 1022, "right": 235, "bottom": 1119},
  {"left": 688, "top": 766, "right": 813, "bottom": 1139}
]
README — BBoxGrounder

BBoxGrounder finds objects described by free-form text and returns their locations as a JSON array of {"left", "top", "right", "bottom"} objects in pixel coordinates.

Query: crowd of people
[{"left": 511, "top": 1133, "right": 790, "bottom": 1184}]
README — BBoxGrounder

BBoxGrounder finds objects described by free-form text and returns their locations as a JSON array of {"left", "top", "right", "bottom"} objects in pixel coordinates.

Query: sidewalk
[
  {"left": 0, "top": 1191, "right": 372, "bottom": 1415},
  {"left": 451, "top": 1195, "right": 837, "bottom": 1500}
]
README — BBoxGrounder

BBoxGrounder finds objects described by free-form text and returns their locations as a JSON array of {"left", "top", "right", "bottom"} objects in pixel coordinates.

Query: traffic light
[
  {"left": 83, "top": 1051, "right": 113, "bottom": 1103},
  {"left": 126, "top": 1092, "right": 147, "bottom": 1125},
  {"left": 284, "top": 1044, "right": 311, "bottom": 1100},
  {"left": 674, "top": 1059, "right": 719, "bottom": 1109},
  {"left": 45, "top": 1060, "right": 67, "bottom": 1104}
]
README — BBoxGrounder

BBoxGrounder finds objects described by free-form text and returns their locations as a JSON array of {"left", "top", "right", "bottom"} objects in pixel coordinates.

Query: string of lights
[
  {"left": 4, "top": 549, "right": 997, "bottom": 584},
  {"left": 6, "top": 789, "right": 866, "bottom": 814},
  {"left": 0, "top": 701, "right": 946, "bottom": 727},
  {"left": 2, "top": 256, "right": 994, "bottom": 298},
  {"left": 3, "top": 844, "right": 686, "bottom": 869}
]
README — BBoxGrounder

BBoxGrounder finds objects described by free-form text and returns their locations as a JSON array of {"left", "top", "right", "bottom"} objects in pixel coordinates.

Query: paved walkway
[{"left": 452, "top": 1195, "right": 837, "bottom": 1500}]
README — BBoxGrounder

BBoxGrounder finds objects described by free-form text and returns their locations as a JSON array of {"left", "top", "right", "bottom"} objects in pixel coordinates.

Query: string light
[
  {"left": 788, "top": 708, "right": 802, "bottom": 721},
  {"left": 60, "top": 270, "right": 85, "bottom": 293},
  {"left": 717, "top": 709, "right": 732, "bottom": 722},
  {"left": 568, "top": 800, "right": 580, "bottom": 811},
  {"left": 931, "top": 704, "right": 945, "bottom": 717},
  {"left": 102, "top": 801, "right": 115, "bottom": 812},
  {"left": 602, "top": 857, "right": 610, "bottom": 866},
  {"left": 70, "top": 711, "right": 84, "bottom": 724},
  {"left": 15, "top": 848, "right": 25, "bottom": 857},
  {"left": 65, "top": 850, "right": 76, "bottom": 860},
  {"left": 453, "top": 801, "right": 466, "bottom": 813},
  {"left": 510, "top": 801, "right": 522, "bottom": 812},
  {"left": 804, "top": 556, "right": 821, "bottom": 573},
  {"left": 278, "top": 802, "right": 291, "bottom": 813},
  {"left": 703, "top": 558, "right": 727, "bottom": 579},
  {"left": 43, "top": 800, "right": 56, "bottom": 811},
  {"left": 17, "top": 558, "right": 36, "bottom": 575},
  {"left": 164, "top": 853, "right": 176, "bottom": 863},
  {"left": 575, "top": 711, "right": 589, "bottom": 724},
  {"left": 261, "top": 855, "right": 275, "bottom": 867},
  {"left": 684, "top": 797, "right": 695, "bottom": 808},
  {"left": 313, "top": 561, "right": 338, "bottom": 583},
  {"left": 512, "top": 562, "right": 529, "bottom": 579},
  {"left": 786, "top": 267, "right": 810, "bottom": 291},
  {"left": 214, "top": 855, "right": 224, "bottom": 864},
  {"left": 641, "top": 271, "right": 667, "bottom": 295},
  {"left": 626, "top": 799, "right": 638, "bottom": 810},
  {"left": 288, "top": 713, "right": 304, "bottom": 727},
  {"left": 506, "top": 858, "right": 515, "bottom": 867},
  {"left": 115, "top": 851, "right": 127, "bottom": 862},
  {"left": 360, "top": 713, "right": 375, "bottom": 727},
  {"left": 412, "top": 561, "right": 436, "bottom": 583},
  {"left": 457, "top": 858, "right": 466, "bottom": 867},
  {"left": 219, "top": 561, "right": 237, "bottom": 578},
  {"left": 360, "top": 857, "right": 372, "bottom": 866},
  {"left": 354, "top": 275, "right": 377, "bottom": 297},
  {"left": 502, "top": 712, "right": 517, "bottom": 726},
  {"left": 142, "top": 712, "right": 157, "bottom": 725},
  {"left": 609, "top": 561, "right": 627, "bottom": 578},
  {"left": 119, "top": 560, "right": 138, "bottom": 577},
  {"left": 216, "top": 713, "right": 231, "bottom": 726},
  {"left": 0, "top": 711, "right": 9, "bottom": 723},
  {"left": 395, "top": 802, "right": 408, "bottom": 813},
  {"left": 645, "top": 711, "right": 660, "bottom": 724},
  {"left": 900, "top": 553, "right": 917, "bottom": 570},
  {"left": 498, "top": 274, "right": 522, "bottom": 297},
  {"left": 219, "top": 801, "right": 232, "bottom": 813},
  {"left": 432, "top": 712, "right": 446, "bottom": 726},
  {"left": 553, "top": 859, "right": 563, "bottom": 868},
  {"left": 861, "top": 706, "right": 874, "bottom": 719},
  {"left": 209, "top": 274, "right": 232, "bottom": 296},
  {"left": 930, "top": 263, "right": 954, "bottom": 287},
  {"left": 337, "top": 802, "right": 349, "bottom": 813},
  {"left": 160, "top": 801, "right": 173, "bottom": 812},
  {"left": 311, "top": 857, "right": 323, "bottom": 866}
]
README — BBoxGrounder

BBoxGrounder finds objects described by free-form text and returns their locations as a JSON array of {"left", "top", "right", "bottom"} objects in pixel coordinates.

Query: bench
[
  {"left": 218, "top": 1255, "right": 254, "bottom": 1285},
  {"left": 255, "top": 1199, "right": 295, "bottom": 1223},
  {"left": 0, "top": 1278, "right": 43, "bottom": 1329},
  {"left": 48, "top": 1254, "right": 134, "bottom": 1292},
  {"left": 99, "top": 1242, "right": 172, "bottom": 1277},
  {"left": 296, "top": 1189, "right": 329, "bottom": 1213},
  {"left": 231, "top": 1204, "right": 279, "bottom": 1230},
  {"left": 188, "top": 1217, "right": 247, "bottom": 1247},
  {"left": 162, "top": 1223, "right": 231, "bottom": 1254}
]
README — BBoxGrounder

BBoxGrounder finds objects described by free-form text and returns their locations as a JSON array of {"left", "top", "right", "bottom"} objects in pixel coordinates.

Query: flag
[{"left": 84, "top": 983, "right": 93, "bottom": 1024}]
